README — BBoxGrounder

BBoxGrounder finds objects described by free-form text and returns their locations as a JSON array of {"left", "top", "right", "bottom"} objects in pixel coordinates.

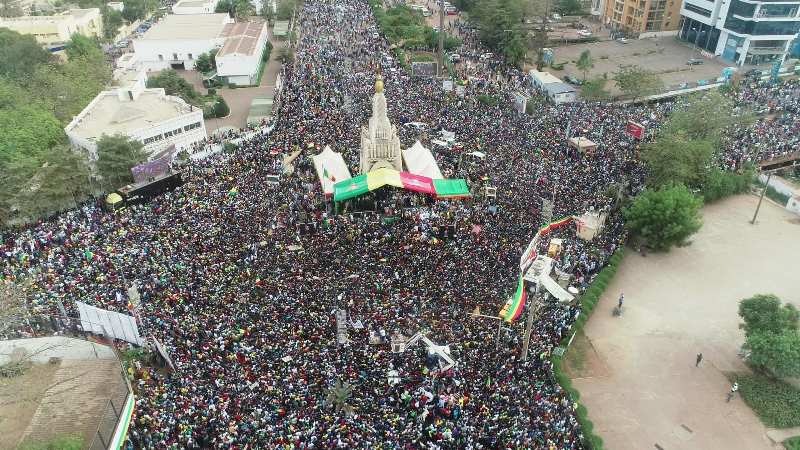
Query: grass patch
[
  {"left": 784, "top": 436, "right": 800, "bottom": 450},
  {"left": 735, "top": 373, "right": 800, "bottom": 428},
  {"left": 18, "top": 435, "right": 83, "bottom": 450}
]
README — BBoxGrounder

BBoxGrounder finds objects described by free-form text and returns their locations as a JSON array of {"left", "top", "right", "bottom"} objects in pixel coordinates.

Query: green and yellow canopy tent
[{"left": 332, "top": 168, "right": 470, "bottom": 202}]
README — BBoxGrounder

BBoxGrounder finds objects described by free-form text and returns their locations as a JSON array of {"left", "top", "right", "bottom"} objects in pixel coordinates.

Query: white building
[
  {"left": 107, "top": 2, "right": 124, "bottom": 12},
  {"left": 65, "top": 71, "right": 207, "bottom": 159},
  {"left": 133, "top": 13, "right": 232, "bottom": 71},
  {"left": 0, "top": 8, "right": 102, "bottom": 46},
  {"left": 679, "top": 0, "right": 800, "bottom": 66},
  {"left": 216, "top": 19, "right": 270, "bottom": 85},
  {"left": 133, "top": 14, "right": 270, "bottom": 85},
  {"left": 529, "top": 69, "right": 563, "bottom": 89},
  {"left": 542, "top": 83, "right": 577, "bottom": 104},
  {"left": 172, "top": 0, "right": 220, "bottom": 15}
]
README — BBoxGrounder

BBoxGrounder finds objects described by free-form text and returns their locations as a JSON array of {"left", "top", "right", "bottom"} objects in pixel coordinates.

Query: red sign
[{"left": 626, "top": 121, "right": 645, "bottom": 139}]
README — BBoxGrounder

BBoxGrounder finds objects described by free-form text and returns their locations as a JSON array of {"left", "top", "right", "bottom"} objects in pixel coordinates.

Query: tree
[
  {"left": 65, "top": 33, "right": 100, "bottom": 60},
  {"left": 95, "top": 134, "right": 148, "bottom": 189},
  {"left": 325, "top": 380, "right": 355, "bottom": 416},
  {"left": 739, "top": 294, "right": 799, "bottom": 338},
  {"left": 0, "top": 0, "right": 22, "bottom": 17},
  {"left": 195, "top": 50, "right": 218, "bottom": 74},
  {"left": 623, "top": 184, "right": 703, "bottom": 251},
  {"left": 613, "top": 65, "right": 664, "bottom": 99},
  {"left": 261, "top": 0, "right": 275, "bottom": 23},
  {"left": 0, "top": 28, "right": 53, "bottom": 80},
  {"left": 146, "top": 70, "right": 203, "bottom": 105},
  {"left": 103, "top": 8, "right": 125, "bottom": 41},
  {"left": 745, "top": 330, "right": 800, "bottom": 378},
  {"left": 660, "top": 91, "right": 752, "bottom": 146},
  {"left": 0, "top": 102, "right": 65, "bottom": 160},
  {"left": 233, "top": 0, "right": 255, "bottom": 19},
  {"left": 576, "top": 50, "right": 593, "bottom": 81},
  {"left": 581, "top": 77, "right": 609, "bottom": 101},
  {"left": 122, "top": 0, "right": 148, "bottom": 23},
  {"left": 214, "top": 96, "right": 230, "bottom": 117},
  {"left": 642, "top": 132, "right": 715, "bottom": 188},
  {"left": 557, "top": 0, "right": 583, "bottom": 15},
  {"left": 276, "top": 0, "right": 295, "bottom": 20}
]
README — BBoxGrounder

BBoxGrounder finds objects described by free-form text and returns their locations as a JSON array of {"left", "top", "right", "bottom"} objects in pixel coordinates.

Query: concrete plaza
[{"left": 572, "top": 194, "right": 800, "bottom": 450}]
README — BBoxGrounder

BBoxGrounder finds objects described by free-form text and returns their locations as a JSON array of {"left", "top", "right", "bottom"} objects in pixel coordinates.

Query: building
[
  {"left": 529, "top": 69, "right": 563, "bottom": 89},
  {"left": 360, "top": 73, "right": 403, "bottom": 173},
  {"left": 215, "top": 19, "right": 270, "bottom": 85},
  {"left": 679, "top": 0, "right": 800, "bottom": 66},
  {"left": 0, "top": 8, "right": 102, "bottom": 46},
  {"left": 542, "top": 82, "right": 578, "bottom": 104},
  {"left": 65, "top": 70, "right": 207, "bottom": 159},
  {"left": 107, "top": 2, "right": 124, "bottom": 12},
  {"left": 133, "top": 13, "right": 232, "bottom": 71},
  {"left": 602, "top": 0, "right": 682, "bottom": 33},
  {"left": 172, "top": 0, "right": 220, "bottom": 15}
]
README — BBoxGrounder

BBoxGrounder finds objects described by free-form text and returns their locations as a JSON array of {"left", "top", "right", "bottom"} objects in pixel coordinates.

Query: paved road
[{"left": 574, "top": 194, "right": 800, "bottom": 450}]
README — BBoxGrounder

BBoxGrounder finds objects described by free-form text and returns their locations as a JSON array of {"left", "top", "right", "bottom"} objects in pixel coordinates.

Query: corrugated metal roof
[{"left": 217, "top": 19, "right": 267, "bottom": 57}]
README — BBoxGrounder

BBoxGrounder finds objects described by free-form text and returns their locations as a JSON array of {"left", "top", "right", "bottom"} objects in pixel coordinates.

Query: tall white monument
[{"left": 360, "top": 72, "right": 403, "bottom": 174}]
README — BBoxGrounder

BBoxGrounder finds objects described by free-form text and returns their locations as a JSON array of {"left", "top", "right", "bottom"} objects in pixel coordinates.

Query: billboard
[
  {"left": 412, "top": 62, "right": 438, "bottom": 78},
  {"left": 626, "top": 121, "right": 645, "bottom": 139}
]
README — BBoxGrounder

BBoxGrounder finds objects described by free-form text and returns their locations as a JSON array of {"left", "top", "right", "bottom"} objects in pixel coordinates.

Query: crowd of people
[{"left": 1, "top": 0, "right": 798, "bottom": 448}]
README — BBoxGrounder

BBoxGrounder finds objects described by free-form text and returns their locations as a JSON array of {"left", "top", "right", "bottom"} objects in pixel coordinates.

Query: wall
[
  {"left": 128, "top": 108, "right": 207, "bottom": 156},
  {"left": 0, "top": 9, "right": 102, "bottom": 45},
  {"left": 638, "top": 30, "right": 679, "bottom": 39},
  {"left": 133, "top": 38, "right": 223, "bottom": 71}
]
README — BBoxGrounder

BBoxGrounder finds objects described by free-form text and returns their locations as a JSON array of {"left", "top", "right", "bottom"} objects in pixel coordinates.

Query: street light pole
[
  {"left": 438, "top": 0, "right": 445, "bottom": 77},
  {"left": 521, "top": 281, "right": 541, "bottom": 362},
  {"left": 751, "top": 171, "right": 773, "bottom": 224}
]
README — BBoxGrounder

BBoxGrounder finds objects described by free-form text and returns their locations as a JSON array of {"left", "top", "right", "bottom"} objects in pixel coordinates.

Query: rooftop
[
  {"left": 66, "top": 89, "right": 195, "bottom": 140},
  {"left": 530, "top": 69, "right": 563, "bottom": 85},
  {"left": 273, "top": 20, "right": 290, "bottom": 36},
  {"left": 218, "top": 19, "right": 267, "bottom": 57},
  {"left": 140, "top": 13, "right": 230, "bottom": 40},
  {"left": 174, "top": 0, "right": 209, "bottom": 6},
  {"left": 543, "top": 82, "right": 576, "bottom": 94}
]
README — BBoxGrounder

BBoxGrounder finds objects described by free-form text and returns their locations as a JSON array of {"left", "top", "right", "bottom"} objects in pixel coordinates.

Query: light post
[{"left": 751, "top": 171, "right": 773, "bottom": 224}]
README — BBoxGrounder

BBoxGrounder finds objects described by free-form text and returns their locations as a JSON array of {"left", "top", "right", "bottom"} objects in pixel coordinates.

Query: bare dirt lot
[
  {"left": 572, "top": 194, "right": 800, "bottom": 450},
  {"left": 540, "top": 37, "right": 731, "bottom": 94}
]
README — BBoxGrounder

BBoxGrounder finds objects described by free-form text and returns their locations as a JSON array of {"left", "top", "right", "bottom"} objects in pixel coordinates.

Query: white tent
[
  {"left": 402, "top": 140, "right": 444, "bottom": 180},
  {"left": 312, "top": 146, "right": 352, "bottom": 196}
]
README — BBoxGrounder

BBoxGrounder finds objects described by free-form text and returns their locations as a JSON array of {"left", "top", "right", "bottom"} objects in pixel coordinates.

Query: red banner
[{"left": 626, "top": 121, "right": 645, "bottom": 139}]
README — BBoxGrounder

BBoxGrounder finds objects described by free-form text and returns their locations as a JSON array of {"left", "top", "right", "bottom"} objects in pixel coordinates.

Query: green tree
[
  {"left": 65, "top": 33, "right": 101, "bottom": 60},
  {"left": 95, "top": 134, "right": 148, "bottom": 188},
  {"left": 122, "top": 0, "right": 148, "bottom": 23},
  {"left": 581, "top": 77, "right": 609, "bottom": 101},
  {"left": 0, "top": 0, "right": 23, "bottom": 17},
  {"left": 325, "top": 380, "right": 355, "bottom": 416},
  {"left": 623, "top": 184, "right": 703, "bottom": 251},
  {"left": 103, "top": 8, "right": 125, "bottom": 40},
  {"left": 739, "top": 294, "right": 799, "bottom": 338},
  {"left": 146, "top": 70, "right": 203, "bottom": 105},
  {"left": 0, "top": 102, "right": 65, "bottom": 161},
  {"left": 195, "top": 50, "right": 218, "bottom": 74},
  {"left": 214, "top": 96, "right": 230, "bottom": 117},
  {"left": 557, "top": 0, "right": 583, "bottom": 14},
  {"left": 745, "top": 331, "right": 800, "bottom": 378},
  {"left": 642, "top": 132, "right": 715, "bottom": 188},
  {"left": 576, "top": 49, "right": 593, "bottom": 81},
  {"left": 261, "top": 0, "right": 275, "bottom": 23},
  {"left": 0, "top": 28, "right": 53, "bottom": 80},
  {"left": 276, "top": 0, "right": 295, "bottom": 20},
  {"left": 613, "top": 65, "right": 664, "bottom": 99},
  {"left": 234, "top": 0, "right": 255, "bottom": 19},
  {"left": 660, "top": 91, "right": 752, "bottom": 146}
]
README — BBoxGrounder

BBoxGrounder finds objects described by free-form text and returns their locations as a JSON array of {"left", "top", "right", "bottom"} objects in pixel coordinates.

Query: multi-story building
[
  {"left": 603, "top": 0, "right": 683, "bottom": 33},
  {"left": 0, "top": 8, "right": 102, "bottom": 46},
  {"left": 65, "top": 70, "right": 207, "bottom": 159},
  {"left": 679, "top": 0, "right": 800, "bottom": 65}
]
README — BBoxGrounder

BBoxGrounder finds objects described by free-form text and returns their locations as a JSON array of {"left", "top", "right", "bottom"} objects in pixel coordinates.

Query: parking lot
[{"left": 537, "top": 36, "right": 732, "bottom": 95}]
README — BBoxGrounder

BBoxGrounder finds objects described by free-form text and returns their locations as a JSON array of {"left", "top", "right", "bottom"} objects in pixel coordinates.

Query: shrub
[
  {"left": 214, "top": 96, "right": 230, "bottom": 118},
  {"left": 476, "top": 94, "right": 499, "bottom": 106},
  {"left": 702, "top": 166, "right": 754, "bottom": 203},
  {"left": 736, "top": 374, "right": 800, "bottom": 428},
  {"left": 785, "top": 436, "right": 800, "bottom": 450}
]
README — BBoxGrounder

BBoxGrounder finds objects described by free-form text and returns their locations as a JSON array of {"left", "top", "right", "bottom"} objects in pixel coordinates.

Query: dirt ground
[
  {"left": 0, "top": 362, "right": 60, "bottom": 449},
  {"left": 573, "top": 194, "right": 800, "bottom": 450},
  {"left": 539, "top": 37, "right": 731, "bottom": 94}
]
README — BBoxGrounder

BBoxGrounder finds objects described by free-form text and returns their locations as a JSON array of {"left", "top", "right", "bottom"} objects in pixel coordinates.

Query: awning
[
  {"left": 433, "top": 179, "right": 470, "bottom": 198},
  {"left": 333, "top": 169, "right": 466, "bottom": 202}
]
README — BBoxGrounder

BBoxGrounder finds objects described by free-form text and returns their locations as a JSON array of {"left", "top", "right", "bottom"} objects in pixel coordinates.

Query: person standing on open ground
[
  {"left": 618, "top": 293, "right": 624, "bottom": 309},
  {"left": 727, "top": 382, "right": 739, "bottom": 402},
  {"left": 696, "top": 353, "right": 703, "bottom": 367}
]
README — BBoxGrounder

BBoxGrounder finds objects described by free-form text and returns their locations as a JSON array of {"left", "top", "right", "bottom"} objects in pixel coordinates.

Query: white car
[{"left": 578, "top": 29, "right": 592, "bottom": 37}]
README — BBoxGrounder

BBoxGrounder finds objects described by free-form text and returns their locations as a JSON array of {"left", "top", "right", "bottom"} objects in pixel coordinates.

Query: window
[
  {"left": 172, "top": 53, "right": 178, "bottom": 60},
  {"left": 158, "top": 54, "right": 164, "bottom": 61},
  {"left": 188, "top": 53, "right": 193, "bottom": 59},
  {"left": 685, "top": 3, "right": 712, "bottom": 17}
]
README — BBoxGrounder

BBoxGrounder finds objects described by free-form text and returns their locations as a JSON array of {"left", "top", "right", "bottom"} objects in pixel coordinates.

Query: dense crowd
[{"left": 2, "top": 0, "right": 799, "bottom": 448}]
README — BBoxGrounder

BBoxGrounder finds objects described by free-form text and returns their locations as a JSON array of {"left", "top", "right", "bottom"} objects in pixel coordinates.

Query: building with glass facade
[{"left": 679, "top": 0, "right": 800, "bottom": 65}]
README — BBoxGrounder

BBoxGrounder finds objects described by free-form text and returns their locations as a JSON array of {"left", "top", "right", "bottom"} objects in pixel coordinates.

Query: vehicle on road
[
  {"left": 564, "top": 74, "right": 583, "bottom": 85},
  {"left": 616, "top": 37, "right": 628, "bottom": 44},
  {"left": 686, "top": 58, "right": 704, "bottom": 65},
  {"left": 577, "top": 29, "right": 592, "bottom": 37}
]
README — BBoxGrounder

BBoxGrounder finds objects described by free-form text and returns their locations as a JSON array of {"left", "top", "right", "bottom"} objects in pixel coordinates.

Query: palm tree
[{"left": 325, "top": 380, "right": 355, "bottom": 416}]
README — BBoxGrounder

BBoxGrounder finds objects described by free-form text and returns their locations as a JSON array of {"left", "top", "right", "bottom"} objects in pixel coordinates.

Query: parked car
[
  {"left": 616, "top": 37, "right": 628, "bottom": 44},
  {"left": 551, "top": 13, "right": 561, "bottom": 21},
  {"left": 686, "top": 58, "right": 704, "bottom": 65},
  {"left": 744, "top": 68, "right": 763, "bottom": 78},
  {"left": 564, "top": 74, "right": 583, "bottom": 85},
  {"left": 577, "top": 29, "right": 592, "bottom": 37}
]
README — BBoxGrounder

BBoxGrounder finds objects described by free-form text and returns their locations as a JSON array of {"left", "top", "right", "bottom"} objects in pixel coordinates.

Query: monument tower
[{"left": 360, "top": 72, "right": 403, "bottom": 173}]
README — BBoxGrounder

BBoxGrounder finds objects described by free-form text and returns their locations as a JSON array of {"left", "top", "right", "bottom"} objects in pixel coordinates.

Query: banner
[{"left": 626, "top": 121, "right": 645, "bottom": 140}]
